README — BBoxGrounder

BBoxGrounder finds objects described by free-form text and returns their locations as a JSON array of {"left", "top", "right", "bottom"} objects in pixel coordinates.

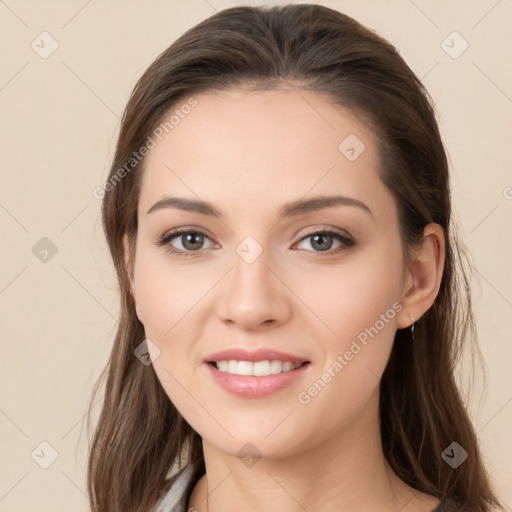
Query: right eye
[{"left": 154, "top": 229, "right": 216, "bottom": 257}]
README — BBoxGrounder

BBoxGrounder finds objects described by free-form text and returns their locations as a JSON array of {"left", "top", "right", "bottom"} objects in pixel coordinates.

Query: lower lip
[{"left": 204, "top": 362, "right": 311, "bottom": 398}]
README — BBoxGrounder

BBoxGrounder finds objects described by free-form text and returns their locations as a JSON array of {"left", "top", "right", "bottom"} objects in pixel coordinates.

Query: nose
[{"left": 216, "top": 247, "right": 292, "bottom": 332}]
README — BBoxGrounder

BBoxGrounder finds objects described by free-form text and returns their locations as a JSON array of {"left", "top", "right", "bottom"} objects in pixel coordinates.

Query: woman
[{"left": 86, "top": 4, "right": 503, "bottom": 511}]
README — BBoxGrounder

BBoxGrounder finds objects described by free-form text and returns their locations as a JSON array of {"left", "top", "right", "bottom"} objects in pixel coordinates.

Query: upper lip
[{"left": 204, "top": 348, "right": 309, "bottom": 364}]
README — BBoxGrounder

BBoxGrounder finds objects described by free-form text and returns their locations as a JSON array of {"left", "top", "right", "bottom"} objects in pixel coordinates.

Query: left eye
[
  {"left": 155, "top": 228, "right": 354, "bottom": 257},
  {"left": 294, "top": 229, "right": 354, "bottom": 253}
]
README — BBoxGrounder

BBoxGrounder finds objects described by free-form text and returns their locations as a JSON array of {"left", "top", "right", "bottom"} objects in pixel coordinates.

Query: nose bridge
[{"left": 217, "top": 234, "right": 291, "bottom": 328}]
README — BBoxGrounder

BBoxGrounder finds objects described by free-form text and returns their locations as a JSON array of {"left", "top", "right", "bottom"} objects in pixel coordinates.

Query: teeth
[
  {"left": 270, "top": 360, "right": 283, "bottom": 374},
  {"left": 238, "top": 361, "right": 253, "bottom": 375},
  {"left": 213, "top": 360, "right": 303, "bottom": 376},
  {"left": 254, "top": 360, "right": 270, "bottom": 376}
]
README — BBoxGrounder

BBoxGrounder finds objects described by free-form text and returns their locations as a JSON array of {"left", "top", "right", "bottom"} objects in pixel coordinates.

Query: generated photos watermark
[
  {"left": 297, "top": 301, "right": 403, "bottom": 405},
  {"left": 93, "top": 97, "right": 198, "bottom": 200}
]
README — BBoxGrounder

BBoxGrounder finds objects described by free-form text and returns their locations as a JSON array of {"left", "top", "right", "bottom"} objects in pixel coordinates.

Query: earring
[{"left": 409, "top": 315, "right": 415, "bottom": 341}]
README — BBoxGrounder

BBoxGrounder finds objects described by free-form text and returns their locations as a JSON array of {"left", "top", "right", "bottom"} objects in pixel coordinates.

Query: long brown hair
[{"left": 86, "top": 4, "right": 502, "bottom": 511}]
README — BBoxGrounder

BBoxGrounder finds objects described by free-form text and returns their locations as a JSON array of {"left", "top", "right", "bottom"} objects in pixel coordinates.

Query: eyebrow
[{"left": 146, "top": 194, "right": 374, "bottom": 219}]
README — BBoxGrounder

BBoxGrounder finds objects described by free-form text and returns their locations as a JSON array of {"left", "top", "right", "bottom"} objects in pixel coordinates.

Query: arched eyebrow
[{"left": 146, "top": 194, "right": 374, "bottom": 220}]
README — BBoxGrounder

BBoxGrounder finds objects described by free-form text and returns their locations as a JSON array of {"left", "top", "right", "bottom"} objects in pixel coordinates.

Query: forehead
[{"left": 138, "top": 87, "right": 392, "bottom": 221}]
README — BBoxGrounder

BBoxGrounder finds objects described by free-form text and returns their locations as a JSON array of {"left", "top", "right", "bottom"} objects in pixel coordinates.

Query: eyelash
[{"left": 154, "top": 227, "right": 355, "bottom": 258}]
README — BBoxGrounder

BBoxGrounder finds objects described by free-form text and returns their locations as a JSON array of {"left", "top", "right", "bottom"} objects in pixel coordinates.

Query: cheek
[
  {"left": 133, "top": 253, "right": 209, "bottom": 422},
  {"left": 296, "top": 242, "right": 403, "bottom": 404},
  {"left": 133, "top": 248, "right": 211, "bottom": 337},
  {"left": 304, "top": 242, "right": 403, "bottom": 348}
]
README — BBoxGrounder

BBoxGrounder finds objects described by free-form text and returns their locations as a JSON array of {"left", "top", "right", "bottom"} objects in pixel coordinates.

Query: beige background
[{"left": 0, "top": 0, "right": 510, "bottom": 510}]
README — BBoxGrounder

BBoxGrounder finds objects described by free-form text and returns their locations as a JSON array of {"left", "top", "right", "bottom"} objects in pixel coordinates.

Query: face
[{"left": 127, "top": 87, "right": 412, "bottom": 459}]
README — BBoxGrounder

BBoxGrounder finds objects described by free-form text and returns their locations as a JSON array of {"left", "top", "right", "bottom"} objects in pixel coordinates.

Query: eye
[
  {"left": 154, "top": 228, "right": 215, "bottom": 257},
  {"left": 154, "top": 227, "right": 354, "bottom": 258},
  {"left": 293, "top": 228, "right": 354, "bottom": 255}
]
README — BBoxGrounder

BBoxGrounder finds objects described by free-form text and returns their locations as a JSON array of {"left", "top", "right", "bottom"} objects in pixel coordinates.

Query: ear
[{"left": 396, "top": 223, "right": 446, "bottom": 329}]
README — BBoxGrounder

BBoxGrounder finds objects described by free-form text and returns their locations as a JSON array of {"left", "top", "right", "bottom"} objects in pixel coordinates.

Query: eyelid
[
  {"left": 295, "top": 225, "right": 352, "bottom": 241},
  {"left": 156, "top": 225, "right": 215, "bottom": 243}
]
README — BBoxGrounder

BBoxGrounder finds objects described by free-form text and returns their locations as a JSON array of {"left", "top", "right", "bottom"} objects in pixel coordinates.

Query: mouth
[
  {"left": 207, "top": 360, "right": 310, "bottom": 376},
  {"left": 204, "top": 360, "right": 311, "bottom": 398},
  {"left": 203, "top": 348, "right": 311, "bottom": 398},
  {"left": 203, "top": 347, "right": 312, "bottom": 398}
]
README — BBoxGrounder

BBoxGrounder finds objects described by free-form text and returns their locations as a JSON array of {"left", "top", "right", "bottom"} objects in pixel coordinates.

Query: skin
[{"left": 124, "top": 86, "right": 445, "bottom": 512}]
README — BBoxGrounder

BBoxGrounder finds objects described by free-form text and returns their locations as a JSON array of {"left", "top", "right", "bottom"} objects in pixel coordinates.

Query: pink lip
[
  {"left": 204, "top": 361, "right": 311, "bottom": 398},
  {"left": 204, "top": 348, "right": 309, "bottom": 364}
]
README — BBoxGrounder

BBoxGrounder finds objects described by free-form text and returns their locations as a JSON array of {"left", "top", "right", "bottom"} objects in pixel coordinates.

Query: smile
[
  {"left": 204, "top": 360, "right": 311, "bottom": 398},
  {"left": 210, "top": 359, "right": 307, "bottom": 376}
]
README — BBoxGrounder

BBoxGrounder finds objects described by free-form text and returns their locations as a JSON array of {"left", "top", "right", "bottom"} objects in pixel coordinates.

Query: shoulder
[{"left": 152, "top": 461, "right": 204, "bottom": 512}]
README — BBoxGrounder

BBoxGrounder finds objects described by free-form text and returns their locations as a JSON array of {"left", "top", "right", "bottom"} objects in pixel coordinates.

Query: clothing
[
  {"left": 152, "top": 461, "right": 465, "bottom": 511},
  {"left": 153, "top": 462, "right": 203, "bottom": 512}
]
